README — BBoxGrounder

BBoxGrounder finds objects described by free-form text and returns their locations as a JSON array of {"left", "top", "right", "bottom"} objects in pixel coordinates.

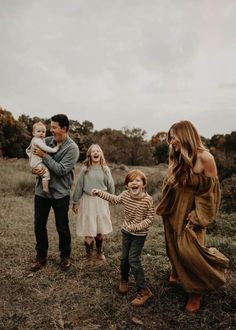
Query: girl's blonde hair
[
  {"left": 166, "top": 120, "right": 207, "bottom": 186},
  {"left": 83, "top": 144, "right": 109, "bottom": 174}
]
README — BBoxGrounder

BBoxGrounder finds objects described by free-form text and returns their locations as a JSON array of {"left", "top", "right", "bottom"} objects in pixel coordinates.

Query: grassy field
[{"left": 0, "top": 159, "right": 235, "bottom": 330}]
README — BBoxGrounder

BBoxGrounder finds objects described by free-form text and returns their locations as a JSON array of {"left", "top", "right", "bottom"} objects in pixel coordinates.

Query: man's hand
[
  {"left": 32, "top": 168, "right": 45, "bottom": 176},
  {"left": 33, "top": 147, "right": 46, "bottom": 158},
  {"left": 72, "top": 204, "right": 79, "bottom": 214}
]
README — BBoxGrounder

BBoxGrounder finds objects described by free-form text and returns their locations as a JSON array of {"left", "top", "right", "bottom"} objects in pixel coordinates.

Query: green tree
[{"left": 122, "top": 127, "right": 154, "bottom": 165}]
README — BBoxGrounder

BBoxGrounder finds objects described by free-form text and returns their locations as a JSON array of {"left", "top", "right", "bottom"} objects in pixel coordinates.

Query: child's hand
[
  {"left": 126, "top": 223, "right": 137, "bottom": 232},
  {"left": 72, "top": 204, "right": 79, "bottom": 214},
  {"left": 91, "top": 189, "right": 99, "bottom": 196}
]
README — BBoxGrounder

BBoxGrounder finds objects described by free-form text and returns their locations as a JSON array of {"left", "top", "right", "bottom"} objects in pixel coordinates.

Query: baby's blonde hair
[{"left": 32, "top": 121, "right": 46, "bottom": 133}]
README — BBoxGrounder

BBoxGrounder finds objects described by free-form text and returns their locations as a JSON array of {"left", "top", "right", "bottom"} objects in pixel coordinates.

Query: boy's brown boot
[
  {"left": 118, "top": 281, "right": 129, "bottom": 294},
  {"left": 131, "top": 288, "right": 153, "bottom": 306},
  {"left": 185, "top": 293, "right": 201, "bottom": 313}
]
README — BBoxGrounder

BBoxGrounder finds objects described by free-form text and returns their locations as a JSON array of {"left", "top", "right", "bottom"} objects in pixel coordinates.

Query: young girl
[
  {"left": 72, "top": 144, "right": 115, "bottom": 262},
  {"left": 92, "top": 169, "right": 154, "bottom": 307}
]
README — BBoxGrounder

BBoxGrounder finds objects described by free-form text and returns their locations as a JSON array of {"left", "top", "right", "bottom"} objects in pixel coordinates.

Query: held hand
[
  {"left": 72, "top": 204, "right": 79, "bottom": 214},
  {"left": 91, "top": 189, "right": 98, "bottom": 196},
  {"left": 126, "top": 223, "right": 136, "bottom": 232}
]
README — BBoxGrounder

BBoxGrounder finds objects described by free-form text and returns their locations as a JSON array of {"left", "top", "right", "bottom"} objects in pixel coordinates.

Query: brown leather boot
[
  {"left": 169, "top": 270, "right": 179, "bottom": 284},
  {"left": 60, "top": 257, "right": 71, "bottom": 271},
  {"left": 186, "top": 293, "right": 201, "bottom": 313},
  {"left": 95, "top": 237, "right": 106, "bottom": 261},
  {"left": 118, "top": 281, "right": 129, "bottom": 294},
  {"left": 131, "top": 288, "right": 153, "bottom": 306},
  {"left": 84, "top": 241, "right": 94, "bottom": 260},
  {"left": 30, "top": 258, "right": 47, "bottom": 272}
]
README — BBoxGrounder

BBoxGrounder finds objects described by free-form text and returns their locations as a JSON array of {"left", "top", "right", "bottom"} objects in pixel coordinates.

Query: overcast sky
[{"left": 0, "top": 0, "right": 236, "bottom": 139}]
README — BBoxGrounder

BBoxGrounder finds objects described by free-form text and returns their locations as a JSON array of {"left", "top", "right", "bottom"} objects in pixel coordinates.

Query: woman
[{"left": 156, "top": 120, "right": 229, "bottom": 312}]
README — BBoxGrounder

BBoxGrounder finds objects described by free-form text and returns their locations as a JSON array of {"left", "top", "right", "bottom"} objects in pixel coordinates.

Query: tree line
[{"left": 0, "top": 107, "right": 235, "bottom": 181}]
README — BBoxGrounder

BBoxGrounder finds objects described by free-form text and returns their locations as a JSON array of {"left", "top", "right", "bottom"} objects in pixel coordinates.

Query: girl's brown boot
[
  {"left": 95, "top": 237, "right": 106, "bottom": 261},
  {"left": 84, "top": 241, "right": 94, "bottom": 260}
]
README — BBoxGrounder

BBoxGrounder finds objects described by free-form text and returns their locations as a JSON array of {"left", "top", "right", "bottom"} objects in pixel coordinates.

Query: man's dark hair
[{"left": 51, "top": 114, "right": 69, "bottom": 132}]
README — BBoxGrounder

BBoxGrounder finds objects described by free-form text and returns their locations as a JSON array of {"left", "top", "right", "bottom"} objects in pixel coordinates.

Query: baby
[{"left": 26, "top": 121, "right": 59, "bottom": 192}]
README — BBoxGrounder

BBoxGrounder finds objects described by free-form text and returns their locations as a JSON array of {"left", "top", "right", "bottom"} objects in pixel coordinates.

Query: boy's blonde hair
[{"left": 125, "top": 169, "right": 147, "bottom": 186}]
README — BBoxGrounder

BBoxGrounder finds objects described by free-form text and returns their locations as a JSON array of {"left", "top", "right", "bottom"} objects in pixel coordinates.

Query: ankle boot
[
  {"left": 186, "top": 293, "right": 201, "bottom": 313},
  {"left": 84, "top": 241, "right": 94, "bottom": 259},
  {"left": 169, "top": 269, "right": 179, "bottom": 284},
  {"left": 131, "top": 288, "right": 153, "bottom": 306},
  {"left": 95, "top": 237, "right": 106, "bottom": 261}
]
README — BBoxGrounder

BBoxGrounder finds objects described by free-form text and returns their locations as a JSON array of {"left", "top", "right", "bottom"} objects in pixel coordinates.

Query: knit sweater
[
  {"left": 35, "top": 136, "right": 79, "bottom": 199},
  {"left": 96, "top": 190, "right": 154, "bottom": 236},
  {"left": 72, "top": 165, "right": 115, "bottom": 203}
]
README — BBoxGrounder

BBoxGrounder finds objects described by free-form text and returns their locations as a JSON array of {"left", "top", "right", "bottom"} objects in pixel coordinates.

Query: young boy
[
  {"left": 92, "top": 169, "right": 154, "bottom": 306},
  {"left": 26, "top": 121, "right": 59, "bottom": 193}
]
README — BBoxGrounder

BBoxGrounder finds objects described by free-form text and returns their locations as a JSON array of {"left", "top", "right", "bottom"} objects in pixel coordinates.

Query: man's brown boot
[
  {"left": 60, "top": 257, "right": 71, "bottom": 271},
  {"left": 131, "top": 288, "right": 153, "bottom": 306},
  {"left": 30, "top": 258, "right": 47, "bottom": 272},
  {"left": 118, "top": 281, "right": 129, "bottom": 294},
  {"left": 186, "top": 293, "right": 201, "bottom": 313}
]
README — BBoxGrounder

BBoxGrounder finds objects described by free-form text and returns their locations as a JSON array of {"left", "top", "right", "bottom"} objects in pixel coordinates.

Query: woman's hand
[{"left": 186, "top": 220, "right": 195, "bottom": 230}]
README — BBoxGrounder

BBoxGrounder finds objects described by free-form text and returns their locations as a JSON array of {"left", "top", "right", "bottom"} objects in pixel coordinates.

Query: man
[{"left": 30, "top": 114, "right": 79, "bottom": 272}]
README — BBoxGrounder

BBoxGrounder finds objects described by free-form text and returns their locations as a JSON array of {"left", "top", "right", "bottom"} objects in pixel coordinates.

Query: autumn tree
[{"left": 0, "top": 108, "right": 31, "bottom": 158}]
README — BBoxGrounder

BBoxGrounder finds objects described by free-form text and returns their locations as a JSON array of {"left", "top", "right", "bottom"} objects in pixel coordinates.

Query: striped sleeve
[{"left": 96, "top": 190, "right": 122, "bottom": 204}]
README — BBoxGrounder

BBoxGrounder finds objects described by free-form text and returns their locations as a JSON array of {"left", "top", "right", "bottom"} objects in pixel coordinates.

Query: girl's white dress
[{"left": 76, "top": 194, "right": 112, "bottom": 236}]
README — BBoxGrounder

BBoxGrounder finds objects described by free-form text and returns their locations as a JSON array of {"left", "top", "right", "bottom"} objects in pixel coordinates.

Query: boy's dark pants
[
  {"left": 34, "top": 195, "right": 71, "bottom": 260},
  {"left": 120, "top": 230, "right": 147, "bottom": 289}
]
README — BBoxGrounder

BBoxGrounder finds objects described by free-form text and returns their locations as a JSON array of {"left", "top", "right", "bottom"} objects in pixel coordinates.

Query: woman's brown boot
[
  {"left": 169, "top": 269, "right": 179, "bottom": 284},
  {"left": 186, "top": 293, "right": 201, "bottom": 313}
]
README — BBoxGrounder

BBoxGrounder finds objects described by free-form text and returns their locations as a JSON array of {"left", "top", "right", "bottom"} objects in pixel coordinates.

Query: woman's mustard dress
[{"left": 156, "top": 173, "right": 229, "bottom": 294}]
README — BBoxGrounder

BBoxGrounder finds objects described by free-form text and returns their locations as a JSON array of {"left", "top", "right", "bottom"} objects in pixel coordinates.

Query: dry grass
[{"left": 0, "top": 159, "right": 235, "bottom": 329}]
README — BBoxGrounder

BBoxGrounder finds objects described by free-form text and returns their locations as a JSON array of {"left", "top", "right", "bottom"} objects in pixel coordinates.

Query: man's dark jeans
[
  {"left": 34, "top": 195, "right": 71, "bottom": 260},
  {"left": 120, "top": 230, "right": 147, "bottom": 289}
]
